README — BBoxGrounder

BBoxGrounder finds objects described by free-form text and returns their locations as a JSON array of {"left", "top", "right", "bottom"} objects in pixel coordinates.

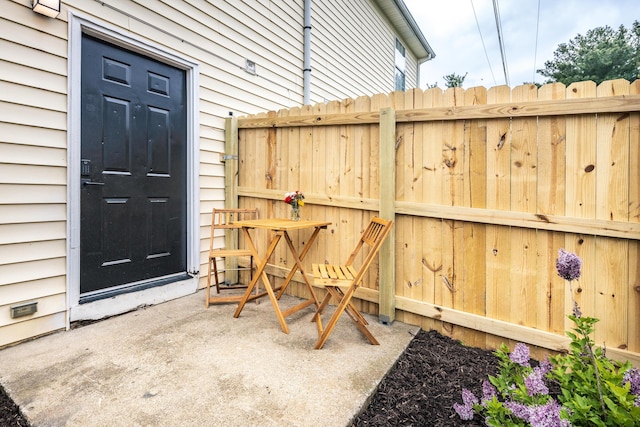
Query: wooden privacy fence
[{"left": 224, "top": 79, "right": 640, "bottom": 365}]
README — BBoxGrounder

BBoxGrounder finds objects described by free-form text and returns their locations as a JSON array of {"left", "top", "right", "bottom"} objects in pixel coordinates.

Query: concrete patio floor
[{"left": 0, "top": 290, "right": 418, "bottom": 426}]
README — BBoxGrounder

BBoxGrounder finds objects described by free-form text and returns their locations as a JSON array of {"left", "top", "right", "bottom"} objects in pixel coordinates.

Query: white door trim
[{"left": 66, "top": 12, "right": 200, "bottom": 325}]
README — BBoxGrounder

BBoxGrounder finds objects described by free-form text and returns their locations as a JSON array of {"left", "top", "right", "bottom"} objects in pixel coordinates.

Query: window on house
[{"left": 395, "top": 38, "right": 406, "bottom": 91}]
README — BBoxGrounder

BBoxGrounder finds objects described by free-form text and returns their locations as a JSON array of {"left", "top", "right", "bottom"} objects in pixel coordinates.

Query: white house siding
[
  {"left": 0, "top": 0, "right": 69, "bottom": 346},
  {"left": 0, "top": 0, "right": 427, "bottom": 347},
  {"left": 309, "top": 0, "right": 419, "bottom": 103}
]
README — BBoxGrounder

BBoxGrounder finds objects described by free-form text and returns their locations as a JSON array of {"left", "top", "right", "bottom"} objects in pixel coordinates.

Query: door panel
[{"left": 80, "top": 35, "right": 187, "bottom": 295}]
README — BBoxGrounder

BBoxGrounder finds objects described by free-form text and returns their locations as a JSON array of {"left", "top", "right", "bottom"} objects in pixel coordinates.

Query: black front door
[{"left": 80, "top": 35, "right": 187, "bottom": 295}]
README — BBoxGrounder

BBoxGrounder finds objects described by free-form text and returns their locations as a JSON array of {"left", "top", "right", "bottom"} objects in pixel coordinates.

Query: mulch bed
[
  {"left": 0, "top": 385, "right": 29, "bottom": 427},
  {"left": 352, "top": 329, "right": 499, "bottom": 426},
  {"left": 1, "top": 328, "right": 497, "bottom": 427}
]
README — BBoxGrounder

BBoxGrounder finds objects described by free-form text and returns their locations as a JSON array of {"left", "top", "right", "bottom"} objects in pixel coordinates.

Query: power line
[
  {"left": 470, "top": 0, "right": 497, "bottom": 86},
  {"left": 492, "top": 0, "right": 510, "bottom": 86},
  {"left": 532, "top": 0, "right": 541, "bottom": 83}
]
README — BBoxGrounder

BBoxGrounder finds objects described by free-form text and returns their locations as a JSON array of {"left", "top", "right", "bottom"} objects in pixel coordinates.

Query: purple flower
[
  {"left": 538, "top": 357, "right": 553, "bottom": 375},
  {"left": 505, "top": 400, "right": 570, "bottom": 427},
  {"left": 481, "top": 379, "right": 497, "bottom": 406},
  {"left": 528, "top": 400, "right": 570, "bottom": 427},
  {"left": 510, "top": 343, "right": 531, "bottom": 367},
  {"left": 572, "top": 300, "right": 582, "bottom": 318},
  {"left": 504, "top": 400, "right": 531, "bottom": 421},
  {"left": 556, "top": 249, "right": 582, "bottom": 281},
  {"left": 623, "top": 367, "right": 640, "bottom": 396},
  {"left": 461, "top": 388, "right": 479, "bottom": 406},
  {"left": 454, "top": 389, "right": 478, "bottom": 420},
  {"left": 525, "top": 367, "right": 549, "bottom": 396},
  {"left": 453, "top": 402, "right": 475, "bottom": 420}
]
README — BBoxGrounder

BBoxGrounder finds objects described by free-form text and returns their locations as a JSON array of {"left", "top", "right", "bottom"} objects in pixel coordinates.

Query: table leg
[
  {"left": 233, "top": 230, "right": 291, "bottom": 334},
  {"left": 277, "top": 228, "right": 323, "bottom": 322}
]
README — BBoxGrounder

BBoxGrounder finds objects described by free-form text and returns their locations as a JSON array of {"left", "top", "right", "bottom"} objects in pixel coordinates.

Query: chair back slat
[
  {"left": 350, "top": 217, "right": 392, "bottom": 285},
  {"left": 361, "top": 220, "right": 386, "bottom": 247},
  {"left": 209, "top": 208, "right": 259, "bottom": 251},
  {"left": 213, "top": 208, "right": 258, "bottom": 230},
  {"left": 345, "top": 217, "right": 393, "bottom": 270}
]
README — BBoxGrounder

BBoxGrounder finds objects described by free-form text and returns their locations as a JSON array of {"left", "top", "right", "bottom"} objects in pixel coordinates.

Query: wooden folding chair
[
  {"left": 311, "top": 216, "right": 394, "bottom": 349},
  {"left": 206, "top": 208, "right": 259, "bottom": 306}
]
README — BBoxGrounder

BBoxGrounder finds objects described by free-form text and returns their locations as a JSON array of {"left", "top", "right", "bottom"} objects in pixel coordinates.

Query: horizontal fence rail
[
  {"left": 237, "top": 94, "right": 640, "bottom": 127},
  {"left": 226, "top": 79, "right": 640, "bottom": 365}
]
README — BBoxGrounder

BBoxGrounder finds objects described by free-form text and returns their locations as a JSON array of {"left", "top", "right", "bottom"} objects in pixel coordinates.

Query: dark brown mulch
[
  {"left": 0, "top": 384, "right": 29, "bottom": 427},
  {"left": 0, "top": 328, "right": 496, "bottom": 427},
  {"left": 352, "top": 329, "right": 499, "bottom": 427}
]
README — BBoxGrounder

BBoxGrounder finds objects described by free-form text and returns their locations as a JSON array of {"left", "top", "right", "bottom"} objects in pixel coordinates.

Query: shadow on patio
[{"left": 0, "top": 290, "right": 418, "bottom": 426}]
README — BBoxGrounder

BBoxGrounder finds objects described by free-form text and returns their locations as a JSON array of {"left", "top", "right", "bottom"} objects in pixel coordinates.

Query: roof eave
[{"left": 374, "top": 0, "right": 436, "bottom": 62}]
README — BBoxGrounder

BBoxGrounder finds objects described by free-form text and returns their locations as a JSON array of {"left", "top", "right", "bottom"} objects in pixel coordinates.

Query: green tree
[
  {"left": 538, "top": 20, "right": 640, "bottom": 85},
  {"left": 443, "top": 72, "right": 468, "bottom": 88}
]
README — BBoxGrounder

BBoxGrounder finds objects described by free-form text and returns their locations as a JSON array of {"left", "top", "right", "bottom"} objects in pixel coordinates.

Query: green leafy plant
[{"left": 454, "top": 249, "right": 640, "bottom": 426}]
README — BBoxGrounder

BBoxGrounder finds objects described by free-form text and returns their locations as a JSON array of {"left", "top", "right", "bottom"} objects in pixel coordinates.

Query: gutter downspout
[
  {"left": 303, "top": 0, "right": 311, "bottom": 105},
  {"left": 416, "top": 53, "right": 434, "bottom": 89}
]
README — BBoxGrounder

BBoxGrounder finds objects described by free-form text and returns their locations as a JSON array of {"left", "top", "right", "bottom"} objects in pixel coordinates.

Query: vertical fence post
[
  {"left": 379, "top": 107, "right": 396, "bottom": 324},
  {"left": 224, "top": 115, "right": 239, "bottom": 208},
  {"left": 224, "top": 115, "right": 239, "bottom": 282}
]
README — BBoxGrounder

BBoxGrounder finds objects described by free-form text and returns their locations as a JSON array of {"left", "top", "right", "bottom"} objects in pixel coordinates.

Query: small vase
[{"left": 291, "top": 205, "right": 301, "bottom": 221}]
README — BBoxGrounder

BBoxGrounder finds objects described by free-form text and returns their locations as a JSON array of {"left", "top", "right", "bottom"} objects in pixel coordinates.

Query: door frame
[{"left": 66, "top": 12, "right": 200, "bottom": 325}]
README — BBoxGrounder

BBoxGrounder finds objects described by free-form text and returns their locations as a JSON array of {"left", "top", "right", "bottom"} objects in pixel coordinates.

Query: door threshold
[
  {"left": 70, "top": 275, "right": 197, "bottom": 322},
  {"left": 80, "top": 273, "right": 190, "bottom": 304}
]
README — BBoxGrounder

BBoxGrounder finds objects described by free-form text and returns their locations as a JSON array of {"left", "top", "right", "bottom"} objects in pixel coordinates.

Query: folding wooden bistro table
[{"left": 231, "top": 218, "right": 331, "bottom": 334}]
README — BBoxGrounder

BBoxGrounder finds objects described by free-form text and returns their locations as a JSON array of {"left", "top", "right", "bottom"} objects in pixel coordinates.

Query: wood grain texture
[{"left": 235, "top": 80, "right": 640, "bottom": 360}]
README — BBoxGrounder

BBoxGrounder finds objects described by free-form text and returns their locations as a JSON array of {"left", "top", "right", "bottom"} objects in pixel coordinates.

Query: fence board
[
  {"left": 594, "top": 81, "right": 630, "bottom": 351},
  {"left": 536, "top": 83, "right": 567, "bottom": 334},
  {"left": 564, "top": 82, "right": 598, "bottom": 334},
  {"left": 511, "top": 85, "right": 539, "bottom": 330},
  {"left": 459, "top": 86, "right": 488, "bottom": 347},
  {"left": 396, "top": 89, "right": 433, "bottom": 328},
  {"left": 629, "top": 81, "right": 640, "bottom": 354},
  {"left": 484, "top": 85, "right": 512, "bottom": 350},
  {"left": 438, "top": 88, "right": 464, "bottom": 338},
  {"left": 597, "top": 80, "right": 630, "bottom": 222},
  {"left": 398, "top": 90, "right": 422, "bottom": 327}
]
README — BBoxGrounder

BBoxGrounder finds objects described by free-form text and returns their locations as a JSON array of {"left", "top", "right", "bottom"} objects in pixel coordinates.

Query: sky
[{"left": 403, "top": 0, "right": 640, "bottom": 89}]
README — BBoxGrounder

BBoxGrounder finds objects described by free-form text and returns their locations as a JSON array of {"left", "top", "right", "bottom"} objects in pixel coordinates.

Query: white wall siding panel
[
  {"left": 406, "top": 54, "right": 418, "bottom": 86},
  {"left": 0, "top": 81, "right": 67, "bottom": 112},
  {"left": 0, "top": 185, "right": 66, "bottom": 205},
  {"left": 1, "top": 2, "right": 69, "bottom": 343},
  {"left": 309, "top": 0, "right": 419, "bottom": 103},
  {"left": 0, "top": 17, "right": 68, "bottom": 62},
  {"left": 1, "top": 61, "right": 67, "bottom": 94},
  {"left": 0, "top": 144, "right": 66, "bottom": 167},
  {"left": 0, "top": 165, "right": 66, "bottom": 185},
  {"left": 0, "top": 258, "right": 66, "bottom": 287},
  {"left": 0, "top": 222, "right": 66, "bottom": 245},
  {"left": 0, "top": 313, "right": 66, "bottom": 348},
  {"left": 1, "top": 102, "right": 67, "bottom": 131},
  {"left": 0, "top": 278, "right": 66, "bottom": 307},
  {"left": 0, "top": 123, "right": 67, "bottom": 149},
  {"left": 0, "top": 293, "right": 66, "bottom": 326},
  {"left": 0, "top": 40, "right": 67, "bottom": 77},
  {"left": 0, "top": 240, "right": 66, "bottom": 265},
  {"left": 0, "top": 205, "right": 66, "bottom": 225}
]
